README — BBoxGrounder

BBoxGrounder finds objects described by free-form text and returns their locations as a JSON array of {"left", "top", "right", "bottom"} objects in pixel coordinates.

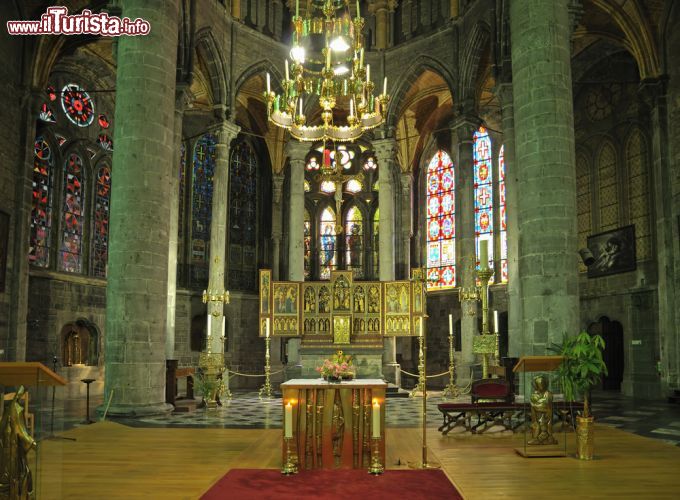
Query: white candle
[
  {"left": 449, "top": 314, "right": 453, "bottom": 337},
  {"left": 285, "top": 59, "right": 289, "bottom": 81},
  {"left": 360, "top": 48, "right": 364, "bottom": 66},
  {"left": 284, "top": 401, "right": 293, "bottom": 438},
  {"left": 296, "top": 0, "right": 299, "bottom": 17},
  {"left": 383, "top": 76, "right": 387, "bottom": 95},
  {"left": 372, "top": 399, "right": 381, "bottom": 438},
  {"left": 419, "top": 318, "right": 423, "bottom": 337},
  {"left": 366, "top": 64, "right": 370, "bottom": 83},
  {"left": 221, "top": 316, "right": 225, "bottom": 338},
  {"left": 266, "top": 72, "right": 270, "bottom": 93},
  {"left": 266, "top": 317, "right": 270, "bottom": 338},
  {"left": 326, "top": 47, "right": 331, "bottom": 69},
  {"left": 207, "top": 313, "right": 212, "bottom": 337},
  {"left": 479, "top": 239, "right": 489, "bottom": 270},
  {"left": 494, "top": 310, "right": 499, "bottom": 334},
  {"left": 349, "top": 98, "right": 354, "bottom": 117},
  {"left": 356, "top": 0, "right": 360, "bottom": 18},
  {"left": 299, "top": 97, "right": 303, "bottom": 117}
]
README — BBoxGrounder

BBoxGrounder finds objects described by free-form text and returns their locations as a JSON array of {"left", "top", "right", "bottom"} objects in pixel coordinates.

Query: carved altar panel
[
  {"left": 333, "top": 316, "right": 351, "bottom": 344},
  {"left": 272, "top": 282, "right": 300, "bottom": 336},
  {"left": 383, "top": 281, "right": 412, "bottom": 336}
]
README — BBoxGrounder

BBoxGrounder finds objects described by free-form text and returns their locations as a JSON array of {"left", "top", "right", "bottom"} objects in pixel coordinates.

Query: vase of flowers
[{"left": 316, "top": 350, "right": 355, "bottom": 382}]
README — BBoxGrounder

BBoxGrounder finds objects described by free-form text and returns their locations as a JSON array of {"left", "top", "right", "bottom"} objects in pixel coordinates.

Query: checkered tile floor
[{"left": 41, "top": 389, "right": 680, "bottom": 447}]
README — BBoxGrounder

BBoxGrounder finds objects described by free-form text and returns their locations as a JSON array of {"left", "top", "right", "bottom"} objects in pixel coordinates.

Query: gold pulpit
[{"left": 281, "top": 379, "right": 387, "bottom": 470}]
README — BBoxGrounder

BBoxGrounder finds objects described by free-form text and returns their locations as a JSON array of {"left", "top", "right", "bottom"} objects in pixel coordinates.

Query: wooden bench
[{"left": 437, "top": 399, "right": 584, "bottom": 435}]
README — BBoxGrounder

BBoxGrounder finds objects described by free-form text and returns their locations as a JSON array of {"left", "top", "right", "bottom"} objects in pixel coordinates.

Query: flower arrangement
[{"left": 316, "top": 350, "right": 355, "bottom": 380}]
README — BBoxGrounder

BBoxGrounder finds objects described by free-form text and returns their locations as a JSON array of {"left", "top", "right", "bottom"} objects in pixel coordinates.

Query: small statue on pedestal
[
  {"left": 0, "top": 386, "right": 36, "bottom": 499},
  {"left": 528, "top": 375, "right": 558, "bottom": 445}
]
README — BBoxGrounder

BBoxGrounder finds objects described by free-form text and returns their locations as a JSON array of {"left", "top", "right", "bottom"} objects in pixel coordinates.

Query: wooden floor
[{"left": 37, "top": 422, "right": 680, "bottom": 499}]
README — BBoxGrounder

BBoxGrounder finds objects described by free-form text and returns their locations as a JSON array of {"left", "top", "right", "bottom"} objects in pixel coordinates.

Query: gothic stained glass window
[
  {"left": 474, "top": 126, "right": 494, "bottom": 281},
  {"left": 178, "top": 142, "right": 186, "bottom": 240},
  {"left": 626, "top": 128, "right": 651, "bottom": 260},
  {"left": 345, "top": 206, "right": 364, "bottom": 278},
  {"left": 319, "top": 207, "right": 337, "bottom": 279},
  {"left": 498, "top": 145, "right": 508, "bottom": 283},
  {"left": 29, "top": 136, "right": 54, "bottom": 267},
  {"left": 426, "top": 150, "right": 456, "bottom": 289},
  {"left": 60, "top": 84, "right": 95, "bottom": 127},
  {"left": 576, "top": 151, "right": 591, "bottom": 273},
  {"left": 190, "top": 133, "right": 216, "bottom": 284},
  {"left": 91, "top": 163, "right": 111, "bottom": 278},
  {"left": 228, "top": 142, "right": 258, "bottom": 291},
  {"left": 59, "top": 152, "right": 85, "bottom": 273},
  {"left": 304, "top": 209, "right": 312, "bottom": 279},
  {"left": 373, "top": 208, "right": 379, "bottom": 278},
  {"left": 597, "top": 142, "right": 618, "bottom": 232}
]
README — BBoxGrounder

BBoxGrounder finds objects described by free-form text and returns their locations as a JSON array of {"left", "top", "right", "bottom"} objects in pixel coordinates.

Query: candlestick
[
  {"left": 299, "top": 97, "right": 303, "bottom": 117},
  {"left": 383, "top": 76, "right": 387, "bottom": 95},
  {"left": 494, "top": 310, "right": 499, "bottom": 334},
  {"left": 349, "top": 98, "right": 354, "bottom": 117},
  {"left": 266, "top": 72, "right": 271, "bottom": 93},
  {"left": 285, "top": 59, "right": 289, "bottom": 81},
  {"left": 479, "top": 239, "right": 489, "bottom": 270},
  {"left": 284, "top": 401, "right": 293, "bottom": 438},
  {"left": 372, "top": 399, "right": 381, "bottom": 438}
]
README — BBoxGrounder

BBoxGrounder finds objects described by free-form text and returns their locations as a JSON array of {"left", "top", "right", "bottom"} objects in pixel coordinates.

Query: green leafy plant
[
  {"left": 551, "top": 331, "right": 607, "bottom": 418},
  {"left": 194, "top": 371, "right": 225, "bottom": 400}
]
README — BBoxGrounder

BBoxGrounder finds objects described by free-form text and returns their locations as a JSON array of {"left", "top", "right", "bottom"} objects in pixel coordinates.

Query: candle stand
[
  {"left": 201, "top": 288, "right": 232, "bottom": 400},
  {"left": 442, "top": 327, "right": 460, "bottom": 399},
  {"left": 259, "top": 334, "right": 273, "bottom": 399},
  {"left": 281, "top": 436, "right": 298, "bottom": 475},
  {"left": 409, "top": 331, "right": 426, "bottom": 398},
  {"left": 368, "top": 437, "right": 384, "bottom": 475}
]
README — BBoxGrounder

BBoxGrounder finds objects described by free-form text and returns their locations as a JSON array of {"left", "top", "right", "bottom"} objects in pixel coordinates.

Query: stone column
[
  {"left": 640, "top": 79, "right": 678, "bottom": 392},
  {"left": 510, "top": 0, "right": 579, "bottom": 350},
  {"left": 231, "top": 0, "right": 241, "bottom": 19},
  {"left": 370, "top": 1, "right": 396, "bottom": 50},
  {"left": 285, "top": 140, "right": 307, "bottom": 368},
  {"left": 271, "top": 172, "right": 285, "bottom": 280},
  {"left": 165, "top": 87, "right": 190, "bottom": 360},
  {"left": 374, "top": 138, "right": 400, "bottom": 386},
  {"left": 450, "top": 0, "right": 459, "bottom": 19},
  {"left": 497, "top": 83, "right": 522, "bottom": 357},
  {"left": 400, "top": 172, "right": 413, "bottom": 279},
  {"left": 206, "top": 121, "right": 241, "bottom": 354},
  {"left": 452, "top": 117, "right": 478, "bottom": 386},
  {"left": 104, "top": 0, "right": 180, "bottom": 416}
]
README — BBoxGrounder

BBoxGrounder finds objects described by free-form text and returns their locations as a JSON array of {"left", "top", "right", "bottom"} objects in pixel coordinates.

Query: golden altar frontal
[
  {"left": 281, "top": 379, "right": 387, "bottom": 470},
  {"left": 259, "top": 269, "right": 426, "bottom": 348}
]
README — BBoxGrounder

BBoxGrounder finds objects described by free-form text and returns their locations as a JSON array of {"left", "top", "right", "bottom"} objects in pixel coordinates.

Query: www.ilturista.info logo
[{"left": 7, "top": 6, "right": 150, "bottom": 36}]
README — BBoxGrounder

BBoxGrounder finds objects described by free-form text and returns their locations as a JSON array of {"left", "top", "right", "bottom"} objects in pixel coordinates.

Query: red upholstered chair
[{"left": 471, "top": 379, "right": 513, "bottom": 403}]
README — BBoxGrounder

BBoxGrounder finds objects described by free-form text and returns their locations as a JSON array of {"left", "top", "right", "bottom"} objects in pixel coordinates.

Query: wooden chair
[{"left": 3, "top": 391, "right": 35, "bottom": 437}]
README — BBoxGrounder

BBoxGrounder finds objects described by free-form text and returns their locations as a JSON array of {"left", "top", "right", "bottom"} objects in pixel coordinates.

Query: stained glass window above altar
[
  {"left": 345, "top": 206, "right": 363, "bottom": 278},
  {"left": 319, "top": 207, "right": 337, "bottom": 279}
]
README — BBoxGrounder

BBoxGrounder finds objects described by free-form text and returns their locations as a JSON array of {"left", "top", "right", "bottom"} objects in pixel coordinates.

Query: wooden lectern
[
  {"left": 513, "top": 356, "right": 567, "bottom": 458},
  {"left": 0, "top": 362, "right": 67, "bottom": 387}
]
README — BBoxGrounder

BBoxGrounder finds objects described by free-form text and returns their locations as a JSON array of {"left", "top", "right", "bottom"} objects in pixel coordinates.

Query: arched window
[
  {"left": 597, "top": 142, "right": 618, "bottom": 232},
  {"left": 190, "top": 133, "right": 216, "bottom": 286},
  {"left": 372, "top": 208, "right": 379, "bottom": 277},
  {"left": 228, "top": 141, "right": 258, "bottom": 291},
  {"left": 319, "top": 206, "right": 337, "bottom": 279},
  {"left": 345, "top": 205, "right": 363, "bottom": 278},
  {"left": 576, "top": 151, "right": 591, "bottom": 273},
  {"left": 625, "top": 128, "right": 651, "bottom": 260},
  {"left": 473, "top": 127, "right": 493, "bottom": 278},
  {"left": 304, "top": 209, "right": 312, "bottom": 279},
  {"left": 59, "top": 152, "right": 85, "bottom": 273},
  {"left": 498, "top": 145, "right": 508, "bottom": 283},
  {"left": 29, "top": 136, "right": 55, "bottom": 267},
  {"left": 91, "top": 162, "right": 111, "bottom": 278},
  {"left": 426, "top": 150, "right": 456, "bottom": 289}
]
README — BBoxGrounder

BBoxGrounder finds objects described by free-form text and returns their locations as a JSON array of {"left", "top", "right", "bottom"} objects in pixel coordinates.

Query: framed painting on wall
[{"left": 587, "top": 225, "right": 636, "bottom": 278}]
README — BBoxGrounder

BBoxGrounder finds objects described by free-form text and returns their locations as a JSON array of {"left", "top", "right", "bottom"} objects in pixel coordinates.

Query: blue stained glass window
[
  {"left": 473, "top": 126, "right": 494, "bottom": 282},
  {"left": 345, "top": 205, "right": 364, "bottom": 278},
  {"left": 190, "top": 133, "right": 216, "bottom": 285},
  {"left": 228, "top": 141, "right": 258, "bottom": 291},
  {"left": 426, "top": 150, "right": 456, "bottom": 289},
  {"left": 91, "top": 163, "right": 111, "bottom": 278},
  {"left": 319, "top": 207, "right": 337, "bottom": 280},
  {"left": 29, "top": 136, "right": 54, "bottom": 267},
  {"left": 59, "top": 152, "right": 85, "bottom": 273}
]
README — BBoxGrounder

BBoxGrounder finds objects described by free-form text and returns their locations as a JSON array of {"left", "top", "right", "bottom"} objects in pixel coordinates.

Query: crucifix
[{"left": 317, "top": 145, "right": 364, "bottom": 234}]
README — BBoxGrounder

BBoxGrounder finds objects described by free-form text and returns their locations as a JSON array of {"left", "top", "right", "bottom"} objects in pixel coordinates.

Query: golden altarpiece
[{"left": 259, "top": 269, "right": 426, "bottom": 376}]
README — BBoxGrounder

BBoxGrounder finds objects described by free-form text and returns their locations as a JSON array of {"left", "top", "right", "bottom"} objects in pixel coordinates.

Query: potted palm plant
[{"left": 553, "top": 331, "right": 607, "bottom": 460}]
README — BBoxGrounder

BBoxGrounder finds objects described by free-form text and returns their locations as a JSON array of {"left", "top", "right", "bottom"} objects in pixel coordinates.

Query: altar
[{"left": 281, "top": 379, "right": 387, "bottom": 470}]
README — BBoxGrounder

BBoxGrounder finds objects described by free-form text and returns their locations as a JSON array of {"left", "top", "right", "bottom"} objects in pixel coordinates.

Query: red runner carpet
[{"left": 201, "top": 468, "right": 462, "bottom": 500}]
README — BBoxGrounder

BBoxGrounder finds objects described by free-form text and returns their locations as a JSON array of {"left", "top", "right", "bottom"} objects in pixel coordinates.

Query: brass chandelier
[{"left": 265, "top": 0, "right": 389, "bottom": 142}]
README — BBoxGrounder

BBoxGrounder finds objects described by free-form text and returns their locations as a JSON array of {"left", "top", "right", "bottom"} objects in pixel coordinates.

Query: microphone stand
[{"left": 45, "top": 356, "right": 76, "bottom": 441}]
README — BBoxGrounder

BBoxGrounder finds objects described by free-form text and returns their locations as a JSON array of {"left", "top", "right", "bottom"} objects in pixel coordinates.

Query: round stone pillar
[
  {"left": 104, "top": 0, "right": 180, "bottom": 417},
  {"left": 510, "top": 0, "right": 579, "bottom": 349}
]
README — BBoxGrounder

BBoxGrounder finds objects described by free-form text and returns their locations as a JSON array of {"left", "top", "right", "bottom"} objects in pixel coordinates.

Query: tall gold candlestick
[
  {"left": 259, "top": 332, "right": 273, "bottom": 399},
  {"left": 368, "top": 437, "right": 384, "bottom": 474},
  {"left": 442, "top": 315, "right": 459, "bottom": 398}
]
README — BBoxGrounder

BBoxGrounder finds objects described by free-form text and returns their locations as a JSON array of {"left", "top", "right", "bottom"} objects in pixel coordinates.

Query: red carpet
[{"left": 201, "top": 468, "right": 462, "bottom": 499}]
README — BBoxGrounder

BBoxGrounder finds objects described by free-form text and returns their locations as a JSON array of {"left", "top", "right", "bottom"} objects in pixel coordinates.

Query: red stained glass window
[
  {"left": 59, "top": 153, "right": 85, "bottom": 273},
  {"left": 426, "top": 150, "right": 456, "bottom": 289},
  {"left": 29, "top": 136, "right": 54, "bottom": 267},
  {"left": 474, "top": 126, "right": 494, "bottom": 282}
]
